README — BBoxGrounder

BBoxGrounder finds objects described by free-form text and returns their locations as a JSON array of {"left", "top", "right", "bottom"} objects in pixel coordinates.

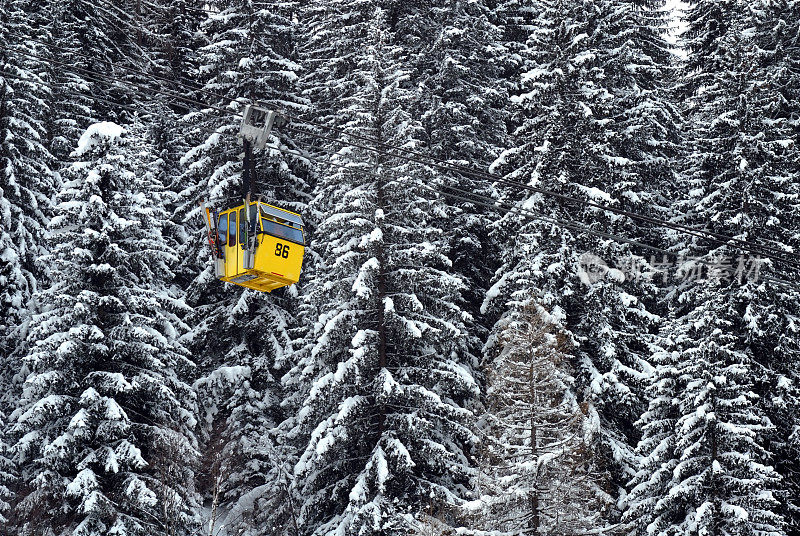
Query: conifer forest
[{"left": 1, "top": 0, "right": 800, "bottom": 534}]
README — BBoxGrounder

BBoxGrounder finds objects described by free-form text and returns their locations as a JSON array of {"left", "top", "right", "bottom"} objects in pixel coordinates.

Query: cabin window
[
  {"left": 217, "top": 214, "right": 228, "bottom": 246},
  {"left": 249, "top": 204, "right": 259, "bottom": 231},
  {"left": 239, "top": 208, "right": 246, "bottom": 245},
  {"left": 261, "top": 218, "right": 305, "bottom": 245},
  {"left": 228, "top": 211, "right": 237, "bottom": 247},
  {"left": 259, "top": 204, "right": 303, "bottom": 227}
]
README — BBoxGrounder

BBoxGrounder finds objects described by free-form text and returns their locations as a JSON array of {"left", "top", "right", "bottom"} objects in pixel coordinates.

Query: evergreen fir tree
[
  {"left": 484, "top": 0, "right": 680, "bottom": 510},
  {"left": 0, "top": 0, "right": 56, "bottom": 359},
  {"left": 750, "top": 2, "right": 800, "bottom": 530},
  {"left": 174, "top": 1, "right": 309, "bottom": 531},
  {"left": 624, "top": 345, "right": 682, "bottom": 536},
  {"left": 194, "top": 361, "right": 298, "bottom": 535},
  {"left": 410, "top": 0, "right": 510, "bottom": 380},
  {"left": 1, "top": 16, "right": 57, "bottom": 518},
  {"left": 630, "top": 294, "right": 785, "bottom": 536},
  {"left": 629, "top": 0, "right": 798, "bottom": 534},
  {"left": 191, "top": 290, "right": 300, "bottom": 535},
  {"left": 9, "top": 122, "right": 200, "bottom": 536},
  {"left": 293, "top": 4, "right": 479, "bottom": 534}
]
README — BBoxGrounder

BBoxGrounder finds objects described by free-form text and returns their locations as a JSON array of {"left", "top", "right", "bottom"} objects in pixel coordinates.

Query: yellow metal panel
[{"left": 254, "top": 234, "right": 304, "bottom": 285}]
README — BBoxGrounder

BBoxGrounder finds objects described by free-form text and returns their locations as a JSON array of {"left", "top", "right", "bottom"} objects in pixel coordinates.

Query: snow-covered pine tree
[
  {"left": 483, "top": 0, "right": 680, "bottom": 511},
  {"left": 9, "top": 122, "right": 200, "bottom": 536},
  {"left": 623, "top": 345, "right": 681, "bottom": 536},
  {"left": 470, "top": 304, "right": 610, "bottom": 535},
  {"left": 0, "top": 0, "right": 55, "bottom": 361},
  {"left": 750, "top": 2, "right": 800, "bottom": 530},
  {"left": 407, "top": 0, "right": 510, "bottom": 368},
  {"left": 293, "top": 3, "right": 479, "bottom": 534},
  {"left": 193, "top": 361, "right": 298, "bottom": 535},
  {"left": 174, "top": 1, "right": 309, "bottom": 532},
  {"left": 0, "top": 15, "right": 56, "bottom": 517},
  {"left": 627, "top": 1, "right": 798, "bottom": 534},
  {"left": 43, "top": 0, "right": 146, "bottom": 158},
  {"left": 1, "top": 4, "right": 59, "bottom": 526},
  {"left": 628, "top": 282, "right": 786, "bottom": 536}
]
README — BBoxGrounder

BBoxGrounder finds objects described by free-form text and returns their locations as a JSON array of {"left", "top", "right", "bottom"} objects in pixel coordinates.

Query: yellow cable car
[{"left": 204, "top": 200, "right": 305, "bottom": 292}]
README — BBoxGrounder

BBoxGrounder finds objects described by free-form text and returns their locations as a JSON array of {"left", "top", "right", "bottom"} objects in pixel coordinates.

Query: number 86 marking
[{"left": 275, "top": 243, "right": 290, "bottom": 258}]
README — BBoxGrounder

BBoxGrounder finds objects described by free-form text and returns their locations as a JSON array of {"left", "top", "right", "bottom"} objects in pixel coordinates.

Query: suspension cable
[
  {"left": 2, "top": 43, "right": 798, "bottom": 276},
  {"left": 250, "top": 141, "right": 798, "bottom": 290},
  {"left": 7, "top": 30, "right": 797, "bottom": 267}
]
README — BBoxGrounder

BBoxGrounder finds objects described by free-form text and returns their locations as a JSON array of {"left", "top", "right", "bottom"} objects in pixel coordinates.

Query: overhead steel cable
[
  {"left": 8, "top": 30, "right": 796, "bottom": 267},
  {"left": 213, "top": 141, "right": 797, "bottom": 291},
  {"left": 264, "top": 147, "right": 673, "bottom": 254},
  {"left": 0, "top": 49, "right": 201, "bottom": 129},
  {"left": 0, "top": 43, "right": 238, "bottom": 119},
  {"left": 81, "top": 0, "right": 157, "bottom": 39},
  {"left": 7, "top": 29, "right": 798, "bottom": 266},
  {"left": 68, "top": 0, "right": 162, "bottom": 71},
  {"left": 0, "top": 45, "right": 244, "bottom": 155},
  {"left": 215, "top": 146, "right": 666, "bottom": 259},
  {"left": 3, "top": 47, "right": 793, "bottom": 289},
  {"left": 217, "top": 144, "right": 787, "bottom": 288},
  {"left": 284, "top": 123, "right": 800, "bottom": 270},
  {"left": 3, "top": 43, "right": 798, "bottom": 275},
  {"left": 0, "top": 69, "right": 173, "bottom": 121},
  {"left": 283, "top": 120, "right": 800, "bottom": 266},
  {"left": 5, "top": 30, "right": 291, "bottom": 108},
  {"left": 6, "top": 41, "right": 797, "bottom": 274},
  {"left": 241, "top": 142, "right": 798, "bottom": 291}
]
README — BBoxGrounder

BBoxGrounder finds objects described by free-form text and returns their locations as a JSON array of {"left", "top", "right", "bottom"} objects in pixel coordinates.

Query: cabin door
[{"left": 225, "top": 210, "right": 239, "bottom": 278}]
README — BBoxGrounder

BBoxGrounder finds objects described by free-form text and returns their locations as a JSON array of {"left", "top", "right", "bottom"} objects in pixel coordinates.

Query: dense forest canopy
[{"left": 0, "top": 0, "right": 799, "bottom": 535}]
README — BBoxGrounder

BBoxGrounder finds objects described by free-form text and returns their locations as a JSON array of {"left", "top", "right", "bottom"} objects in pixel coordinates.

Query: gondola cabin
[{"left": 211, "top": 201, "right": 305, "bottom": 292}]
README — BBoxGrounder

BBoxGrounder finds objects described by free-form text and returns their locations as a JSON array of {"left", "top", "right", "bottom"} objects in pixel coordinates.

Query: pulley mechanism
[{"left": 238, "top": 105, "right": 284, "bottom": 150}]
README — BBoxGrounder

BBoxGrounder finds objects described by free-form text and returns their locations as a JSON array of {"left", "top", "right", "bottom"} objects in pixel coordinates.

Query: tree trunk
[{"left": 529, "top": 350, "right": 539, "bottom": 535}]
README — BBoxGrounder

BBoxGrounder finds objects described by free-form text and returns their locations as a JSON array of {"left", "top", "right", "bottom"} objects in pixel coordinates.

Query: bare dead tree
[{"left": 469, "top": 304, "right": 612, "bottom": 536}]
